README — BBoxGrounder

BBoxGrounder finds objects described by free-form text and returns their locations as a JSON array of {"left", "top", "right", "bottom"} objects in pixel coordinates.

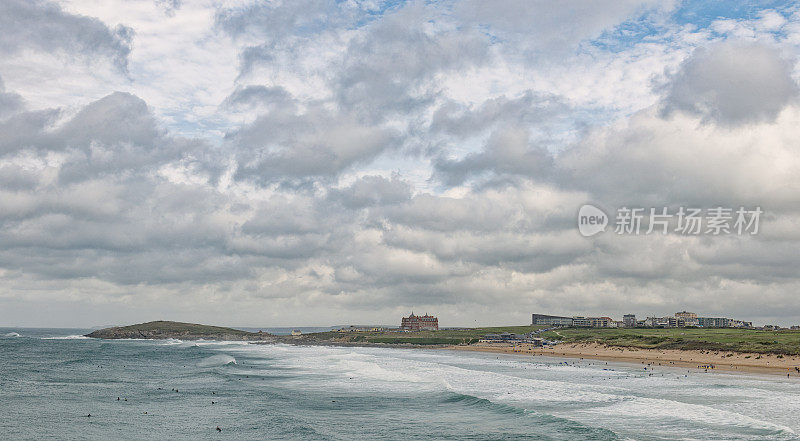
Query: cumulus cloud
[
  {"left": 0, "top": 0, "right": 133, "bottom": 72},
  {"left": 330, "top": 175, "right": 412, "bottom": 209},
  {"left": 454, "top": 0, "right": 675, "bottom": 54},
  {"left": 434, "top": 127, "right": 554, "bottom": 186},
  {"left": 334, "top": 3, "right": 491, "bottom": 118},
  {"left": 556, "top": 105, "right": 800, "bottom": 209},
  {"left": 2, "top": 1, "right": 800, "bottom": 327},
  {"left": 0, "top": 76, "right": 24, "bottom": 119},
  {"left": 660, "top": 41, "right": 799, "bottom": 125},
  {"left": 230, "top": 104, "right": 400, "bottom": 184},
  {"left": 221, "top": 85, "right": 293, "bottom": 111}
]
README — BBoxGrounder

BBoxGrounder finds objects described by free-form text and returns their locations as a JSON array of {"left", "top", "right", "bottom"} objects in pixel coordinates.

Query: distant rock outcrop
[{"left": 85, "top": 320, "right": 275, "bottom": 341}]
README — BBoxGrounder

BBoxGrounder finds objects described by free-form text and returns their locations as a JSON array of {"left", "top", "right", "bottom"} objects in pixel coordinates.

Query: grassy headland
[
  {"left": 86, "top": 321, "right": 800, "bottom": 356},
  {"left": 86, "top": 320, "right": 270, "bottom": 340},
  {"left": 538, "top": 327, "right": 800, "bottom": 355},
  {"left": 289, "top": 325, "right": 546, "bottom": 346}
]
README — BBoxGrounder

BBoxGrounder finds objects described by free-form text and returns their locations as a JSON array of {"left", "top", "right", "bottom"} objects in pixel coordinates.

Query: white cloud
[{"left": 1, "top": 0, "right": 800, "bottom": 327}]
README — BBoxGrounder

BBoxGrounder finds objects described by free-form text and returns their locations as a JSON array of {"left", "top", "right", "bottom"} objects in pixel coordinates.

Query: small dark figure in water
[
  {"left": 216, "top": 426, "right": 222, "bottom": 432},
  {"left": 117, "top": 397, "right": 120, "bottom": 401},
  {"left": 86, "top": 414, "right": 91, "bottom": 418}
]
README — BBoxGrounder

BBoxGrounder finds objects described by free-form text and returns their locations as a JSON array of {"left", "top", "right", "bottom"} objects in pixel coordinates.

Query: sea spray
[
  {"left": 197, "top": 354, "right": 237, "bottom": 367},
  {"left": 3, "top": 333, "right": 800, "bottom": 440}
]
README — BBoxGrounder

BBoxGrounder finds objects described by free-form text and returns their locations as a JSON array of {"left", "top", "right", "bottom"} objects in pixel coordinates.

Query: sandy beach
[{"left": 447, "top": 342, "right": 800, "bottom": 376}]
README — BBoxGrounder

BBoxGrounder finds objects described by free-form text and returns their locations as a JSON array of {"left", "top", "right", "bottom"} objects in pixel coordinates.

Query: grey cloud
[
  {"left": 236, "top": 45, "right": 274, "bottom": 78},
  {"left": 224, "top": 1, "right": 491, "bottom": 121},
  {"left": 231, "top": 106, "right": 399, "bottom": 184},
  {"left": 454, "top": 0, "right": 670, "bottom": 54},
  {"left": 57, "top": 92, "right": 162, "bottom": 149},
  {"left": 215, "top": 0, "right": 351, "bottom": 76},
  {"left": 0, "top": 247, "right": 250, "bottom": 286},
  {"left": 379, "top": 193, "right": 522, "bottom": 233},
  {"left": 660, "top": 41, "right": 799, "bottom": 125},
  {"left": 4, "top": 1, "right": 800, "bottom": 327},
  {"left": 434, "top": 128, "right": 553, "bottom": 186},
  {"left": 428, "top": 91, "right": 574, "bottom": 187},
  {"left": 215, "top": 0, "right": 335, "bottom": 38},
  {"left": 329, "top": 175, "right": 412, "bottom": 209},
  {"left": 0, "top": 109, "right": 60, "bottom": 155},
  {"left": 241, "top": 196, "right": 330, "bottom": 237},
  {"left": 0, "top": 92, "right": 206, "bottom": 183},
  {"left": 336, "top": 4, "right": 490, "bottom": 119},
  {"left": 0, "top": 92, "right": 246, "bottom": 286},
  {"left": 155, "top": 0, "right": 182, "bottom": 17},
  {"left": 0, "top": 165, "right": 40, "bottom": 191},
  {"left": 0, "top": 76, "right": 24, "bottom": 119},
  {"left": 0, "top": 178, "right": 247, "bottom": 285},
  {"left": 221, "top": 85, "right": 293, "bottom": 111},
  {"left": 430, "top": 92, "right": 569, "bottom": 138},
  {"left": 555, "top": 104, "right": 800, "bottom": 209},
  {"left": 234, "top": 194, "right": 359, "bottom": 260},
  {"left": 0, "top": 0, "right": 133, "bottom": 72},
  {"left": 381, "top": 227, "right": 587, "bottom": 271}
]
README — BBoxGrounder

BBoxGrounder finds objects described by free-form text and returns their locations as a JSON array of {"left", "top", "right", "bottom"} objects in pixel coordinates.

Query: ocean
[{"left": 1, "top": 328, "right": 799, "bottom": 440}]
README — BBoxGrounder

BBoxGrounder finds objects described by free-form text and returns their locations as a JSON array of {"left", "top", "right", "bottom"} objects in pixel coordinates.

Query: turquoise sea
[{"left": 2, "top": 328, "right": 799, "bottom": 440}]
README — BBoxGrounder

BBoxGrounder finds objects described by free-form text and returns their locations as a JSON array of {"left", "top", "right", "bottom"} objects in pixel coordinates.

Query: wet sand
[{"left": 446, "top": 342, "right": 800, "bottom": 377}]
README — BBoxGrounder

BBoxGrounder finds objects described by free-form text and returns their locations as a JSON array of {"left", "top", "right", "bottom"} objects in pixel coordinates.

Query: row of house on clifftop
[{"left": 532, "top": 311, "right": 754, "bottom": 328}]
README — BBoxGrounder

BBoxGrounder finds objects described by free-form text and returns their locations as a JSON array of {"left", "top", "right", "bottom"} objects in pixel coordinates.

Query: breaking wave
[{"left": 198, "top": 354, "right": 237, "bottom": 367}]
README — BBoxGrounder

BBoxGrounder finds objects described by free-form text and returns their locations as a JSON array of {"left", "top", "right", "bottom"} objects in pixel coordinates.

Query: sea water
[{"left": 1, "top": 328, "right": 799, "bottom": 440}]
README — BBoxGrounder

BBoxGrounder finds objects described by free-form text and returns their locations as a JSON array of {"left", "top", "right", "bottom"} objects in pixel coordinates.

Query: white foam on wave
[
  {"left": 42, "top": 335, "right": 90, "bottom": 340},
  {"left": 200, "top": 343, "right": 800, "bottom": 436},
  {"left": 161, "top": 338, "right": 183, "bottom": 345},
  {"left": 3, "top": 332, "right": 21, "bottom": 338},
  {"left": 193, "top": 340, "right": 252, "bottom": 347},
  {"left": 578, "top": 394, "right": 798, "bottom": 435},
  {"left": 197, "top": 354, "right": 237, "bottom": 367},
  {"left": 224, "top": 344, "right": 622, "bottom": 403}
]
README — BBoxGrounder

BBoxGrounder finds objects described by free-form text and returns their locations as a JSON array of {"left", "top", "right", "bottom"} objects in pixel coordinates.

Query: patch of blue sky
[
  {"left": 672, "top": 0, "right": 794, "bottom": 28},
  {"left": 589, "top": 0, "right": 797, "bottom": 53},
  {"left": 588, "top": 18, "right": 665, "bottom": 54},
  {"left": 348, "top": 0, "right": 412, "bottom": 28},
  {"left": 160, "top": 110, "right": 231, "bottom": 143}
]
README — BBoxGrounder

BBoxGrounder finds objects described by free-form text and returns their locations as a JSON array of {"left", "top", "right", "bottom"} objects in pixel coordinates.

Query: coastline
[
  {"left": 80, "top": 321, "right": 800, "bottom": 379},
  {"left": 444, "top": 342, "right": 800, "bottom": 377}
]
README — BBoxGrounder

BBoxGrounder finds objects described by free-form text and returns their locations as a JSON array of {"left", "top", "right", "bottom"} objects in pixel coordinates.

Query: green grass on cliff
[
  {"left": 300, "top": 325, "right": 545, "bottom": 346},
  {"left": 299, "top": 325, "right": 800, "bottom": 353},
  {"left": 107, "top": 321, "right": 252, "bottom": 336},
  {"left": 538, "top": 327, "right": 800, "bottom": 355}
]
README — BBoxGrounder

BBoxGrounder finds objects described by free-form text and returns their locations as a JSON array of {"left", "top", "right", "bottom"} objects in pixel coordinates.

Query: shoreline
[
  {"left": 79, "top": 334, "right": 800, "bottom": 378},
  {"left": 444, "top": 342, "right": 800, "bottom": 377}
]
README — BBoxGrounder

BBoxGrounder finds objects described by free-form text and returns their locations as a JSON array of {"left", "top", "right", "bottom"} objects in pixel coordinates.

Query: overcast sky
[{"left": 1, "top": 0, "right": 800, "bottom": 328}]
